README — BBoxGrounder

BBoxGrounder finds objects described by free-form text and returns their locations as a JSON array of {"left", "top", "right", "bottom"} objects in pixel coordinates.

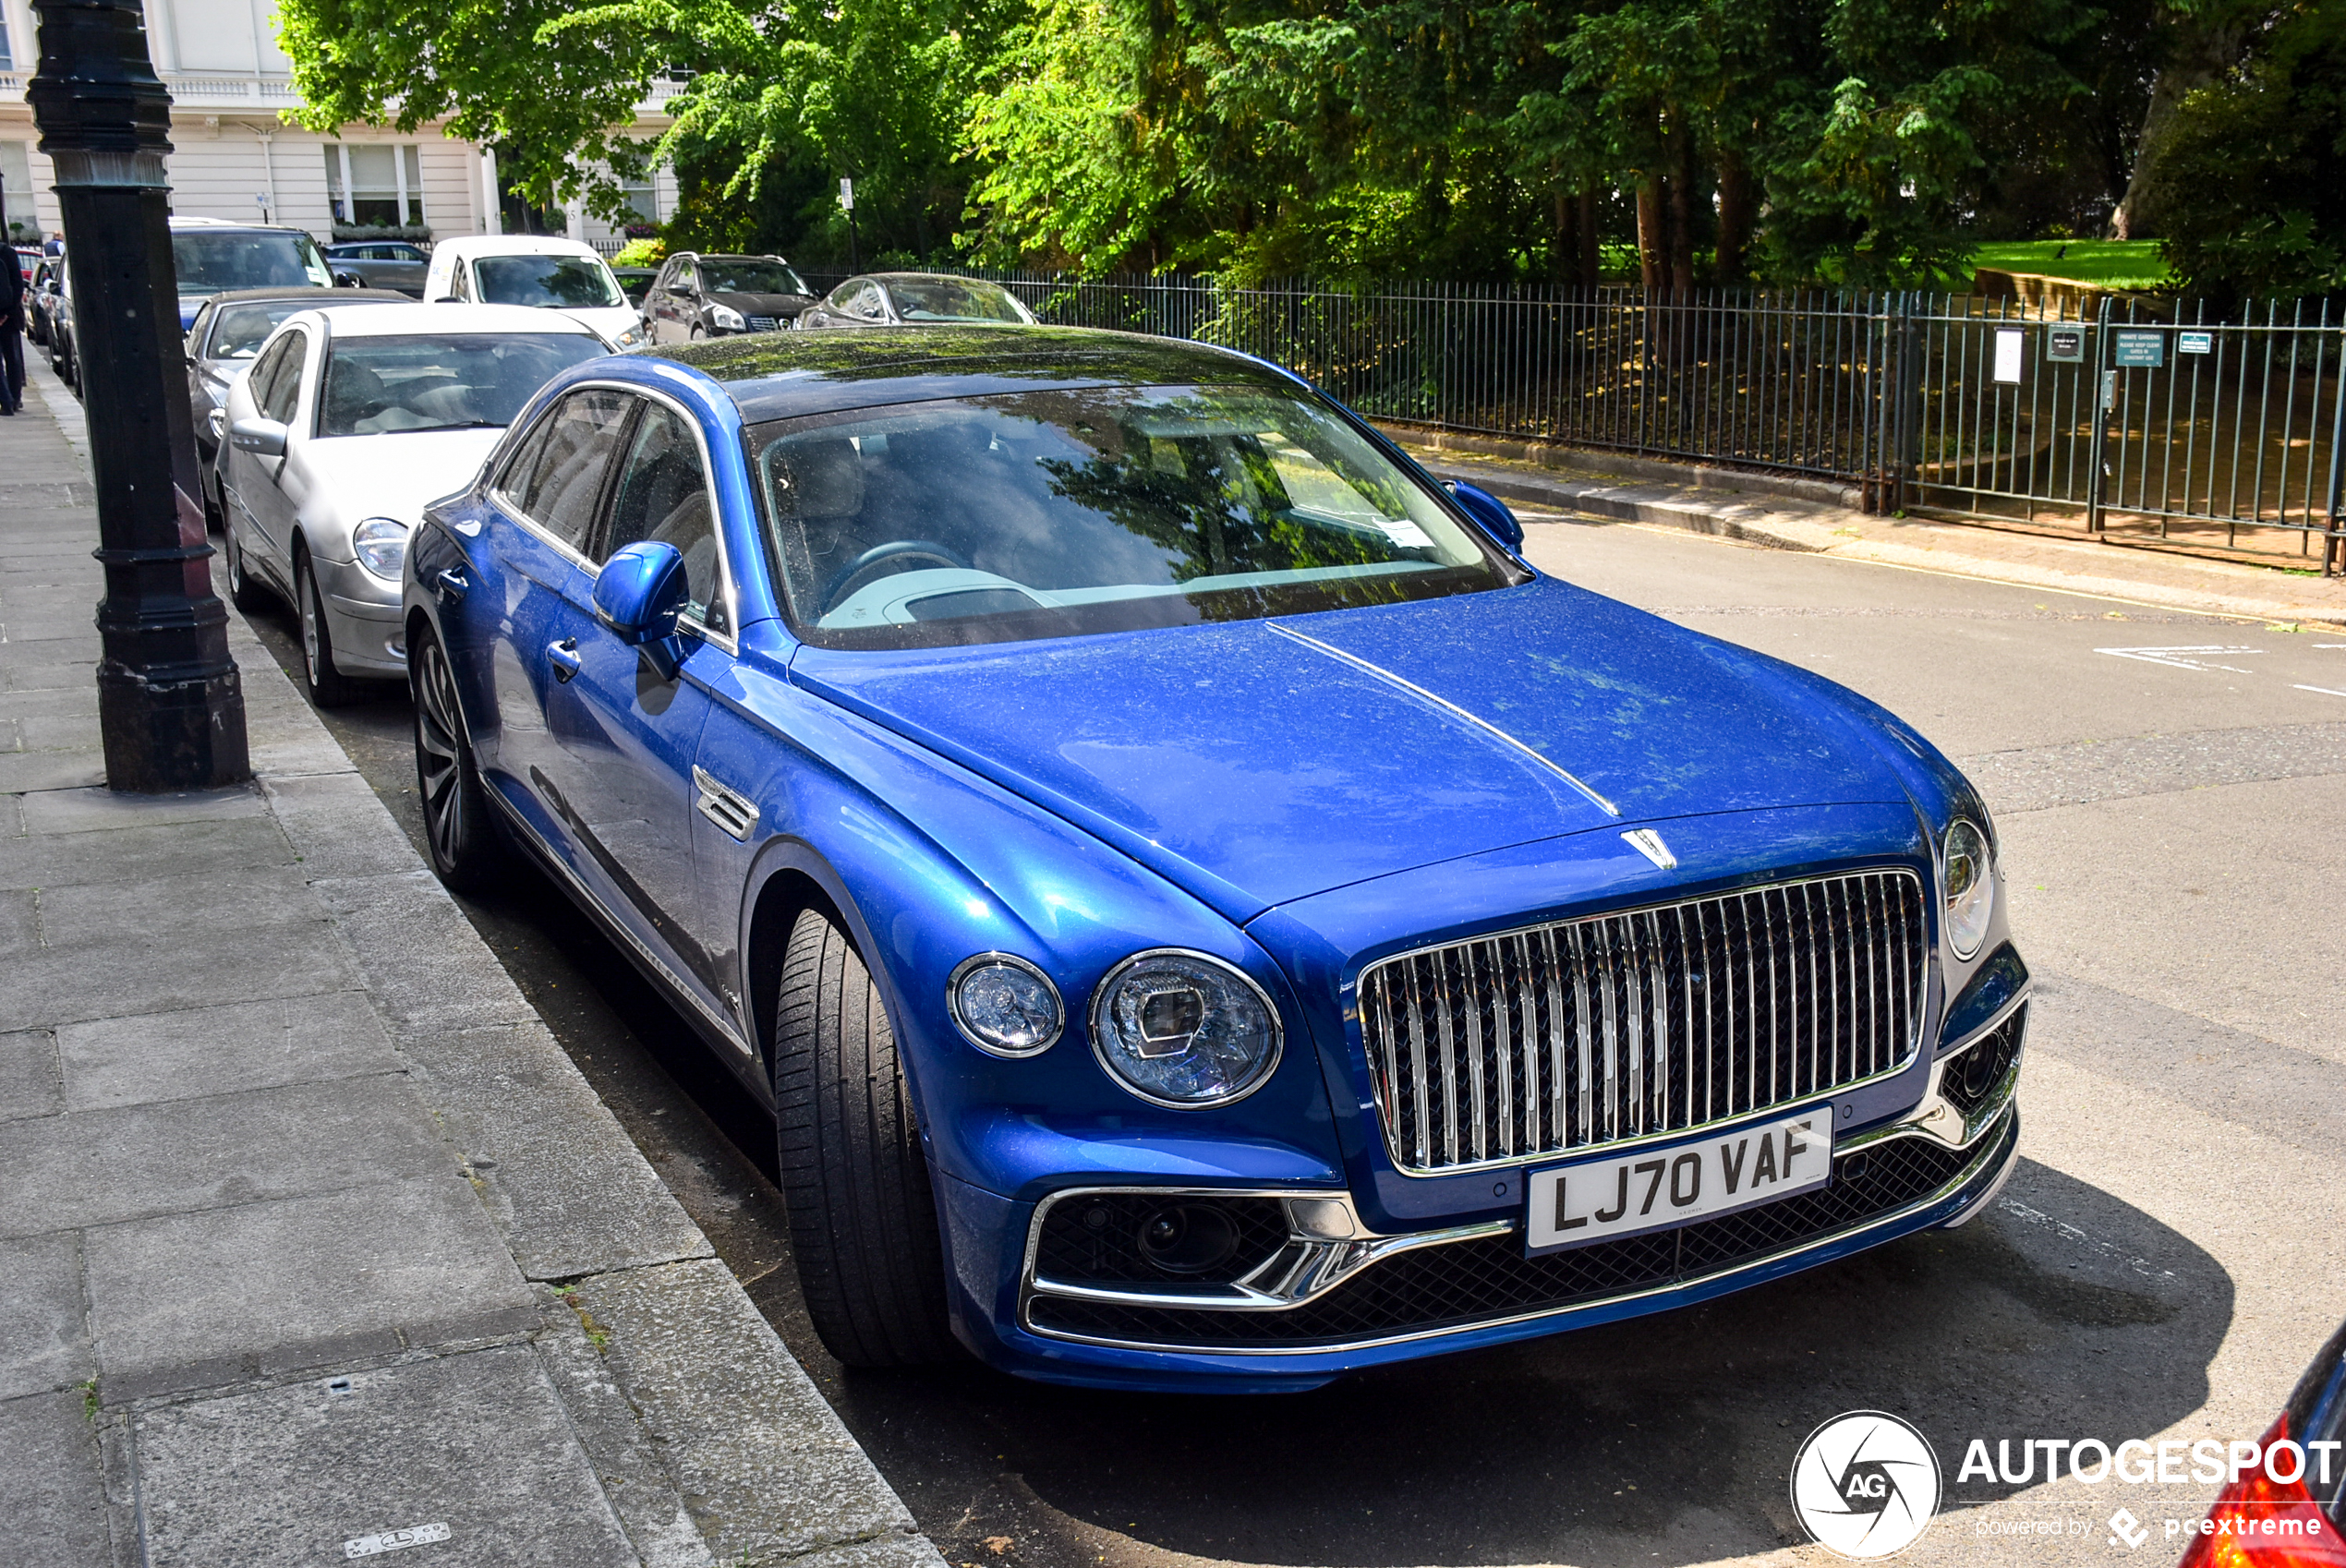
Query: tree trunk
[
  {"left": 1552, "top": 175, "right": 1579, "bottom": 287},
  {"left": 1666, "top": 118, "right": 1699, "bottom": 295},
  {"left": 1636, "top": 176, "right": 1666, "bottom": 292},
  {"left": 1578, "top": 187, "right": 1602, "bottom": 288},
  {"left": 1714, "top": 151, "right": 1754, "bottom": 284},
  {"left": 2113, "top": 12, "right": 2246, "bottom": 238}
]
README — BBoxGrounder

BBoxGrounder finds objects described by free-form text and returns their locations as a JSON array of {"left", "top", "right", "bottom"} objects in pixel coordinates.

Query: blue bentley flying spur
[{"left": 403, "top": 327, "right": 2027, "bottom": 1392}]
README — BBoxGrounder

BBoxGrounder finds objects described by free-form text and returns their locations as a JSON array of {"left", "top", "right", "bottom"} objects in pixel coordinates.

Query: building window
[
  {"left": 0, "top": 141, "right": 37, "bottom": 245},
  {"left": 622, "top": 176, "right": 659, "bottom": 225},
  {"left": 324, "top": 144, "right": 425, "bottom": 228},
  {"left": 0, "top": 15, "right": 14, "bottom": 70}
]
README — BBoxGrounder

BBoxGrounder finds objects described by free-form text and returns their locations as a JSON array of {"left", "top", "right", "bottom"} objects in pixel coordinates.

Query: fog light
[{"left": 1136, "top": 1204, "right": 1240, "bottom": 1275}]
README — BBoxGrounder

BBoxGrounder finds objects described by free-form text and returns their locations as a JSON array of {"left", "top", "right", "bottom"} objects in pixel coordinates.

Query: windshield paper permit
[{"left": 1524, "top": 1104, "right": 1833, "bottom": 1254}]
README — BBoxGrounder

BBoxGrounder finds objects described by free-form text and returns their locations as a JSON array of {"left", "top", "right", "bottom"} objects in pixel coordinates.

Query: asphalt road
[{"left": 225, "top": 516, "right": 2346, "bottom": 1568}]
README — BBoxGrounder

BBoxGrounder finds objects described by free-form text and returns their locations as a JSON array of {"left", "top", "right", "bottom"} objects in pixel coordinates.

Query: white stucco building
[{"left": 0, "top": 0, "right": 680, "bottom": 249}]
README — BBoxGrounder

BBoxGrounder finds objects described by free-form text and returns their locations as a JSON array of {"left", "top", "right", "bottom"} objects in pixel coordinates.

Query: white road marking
[
  {"left": 2095, "top": 645, "right": 2262, "bottom": 672},
  {"left": 2293, "top": 684, "right": 2346, "bottom": 698},
  {"left": 1995, "top": 1197, "right": 2175, "bottom": 1281}
]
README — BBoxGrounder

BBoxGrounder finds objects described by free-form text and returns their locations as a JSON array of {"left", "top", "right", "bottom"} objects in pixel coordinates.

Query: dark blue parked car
[{"left": 404, "top": 327, "right": 2027, "bottom": 1392}]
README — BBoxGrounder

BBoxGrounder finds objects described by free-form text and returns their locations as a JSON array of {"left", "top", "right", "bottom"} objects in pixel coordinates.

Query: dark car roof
[{"left": 647, "top": 326, "right": 1297, "bottom": 425}]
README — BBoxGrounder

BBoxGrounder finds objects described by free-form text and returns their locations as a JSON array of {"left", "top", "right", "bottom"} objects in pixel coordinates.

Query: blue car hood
[{"left": 789, "top": 577, "right": 1912, "bottom": 923}]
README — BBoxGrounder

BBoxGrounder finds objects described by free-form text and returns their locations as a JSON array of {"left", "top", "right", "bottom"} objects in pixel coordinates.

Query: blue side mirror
[
  {"left": 1445, "top": 479, "right": 1525, "bottom": 553},
  {"left": 592, "top": 540, "right": 687, "bottom": 645}
]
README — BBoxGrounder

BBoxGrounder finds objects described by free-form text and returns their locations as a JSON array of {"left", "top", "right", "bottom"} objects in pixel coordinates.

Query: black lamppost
[{"left": 28, "top": 0, "right": 248, "bottom": 791}]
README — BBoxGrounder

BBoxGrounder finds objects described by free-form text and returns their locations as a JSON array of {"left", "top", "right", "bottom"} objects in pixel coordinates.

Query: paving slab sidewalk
[
  {"left": 1385, "top": 427, "right": 2346, "bottom": 628},
  {"left": 0, "top": 360, "right": 945, "bottom": 1568}
]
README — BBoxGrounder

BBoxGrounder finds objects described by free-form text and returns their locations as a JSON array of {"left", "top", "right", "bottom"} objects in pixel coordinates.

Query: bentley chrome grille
[{"left": 1358, "top": 870, "right": 1928, "bottom": 1175}]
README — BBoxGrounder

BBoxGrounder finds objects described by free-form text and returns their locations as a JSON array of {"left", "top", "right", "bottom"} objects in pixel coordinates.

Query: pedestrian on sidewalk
[{"left": 0, "top": 180, "right": 24, "bottom": 416}]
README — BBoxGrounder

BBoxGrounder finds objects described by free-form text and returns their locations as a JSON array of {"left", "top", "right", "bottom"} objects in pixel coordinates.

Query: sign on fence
[
  {"left": 2178, "top": 331, "right": 2213, "bottom": 355},
  {"left": 2112, "top": 330, "right": 2165, "bottom": 368},
  {"left": 2046, "top": 327, "right": 2085, "bottom": 364},
  {"left": 1992, "top": 329, "right": 2024, "bottom": 385}
]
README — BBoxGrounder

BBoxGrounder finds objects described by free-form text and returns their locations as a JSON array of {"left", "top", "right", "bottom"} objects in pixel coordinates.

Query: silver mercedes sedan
[{"left": 216, "top": 302, "right": 610, "bottom": 704}]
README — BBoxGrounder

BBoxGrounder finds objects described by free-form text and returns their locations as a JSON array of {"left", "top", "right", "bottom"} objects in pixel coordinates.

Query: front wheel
[
  {"left": 295, "top": 549, "right": 367, "bottom": 708},
  {"left": 222, "top": 509, "right": 270, "bottom": 613},
  {"left": 411, "top": 623, "right": 506, "bottom": 893},
  {"left": 773, "top": 908, "right": 958, "bottom": 1368}
]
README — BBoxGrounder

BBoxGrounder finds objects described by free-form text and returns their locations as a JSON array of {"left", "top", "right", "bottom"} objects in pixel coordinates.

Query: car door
[
  {"left": 645, "top": 259, "right": 683, "bottom": 344},
  {"left": 473, "top": 387, "right": 635, "bottom": 866},
  {"left": 538, "top": 393, "right": 742, "bottom": 1039},
  {"left": 229, "top": 328, "right": 308, "bottom": 587}
]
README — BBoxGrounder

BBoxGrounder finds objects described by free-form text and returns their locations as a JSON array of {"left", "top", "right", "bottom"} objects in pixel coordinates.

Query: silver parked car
[
  {"left": 793, "top": 272, "right": 1036, "bottom": 329},
  {"left": 217, "top": 302, "right": 609, "bottom": 705}
]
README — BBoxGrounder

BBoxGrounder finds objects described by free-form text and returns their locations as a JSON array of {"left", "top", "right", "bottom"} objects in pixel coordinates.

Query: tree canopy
[{"left": 273, "top": 0, "right": 2346, "bottom": 297}]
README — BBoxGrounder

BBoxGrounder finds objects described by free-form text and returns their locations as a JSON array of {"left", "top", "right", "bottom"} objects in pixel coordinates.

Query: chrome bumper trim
[{"left": 1019, "top": 1104, "right": 2019, "bottom": 1355}]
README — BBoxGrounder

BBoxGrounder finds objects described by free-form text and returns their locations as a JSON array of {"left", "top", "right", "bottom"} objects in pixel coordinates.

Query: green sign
[
  {"left": 2178, "top": 331, "right": 2213, "bottom": 355},
  {"left": 2113, "top": 330, "right": 2165, "bottom": 368}
]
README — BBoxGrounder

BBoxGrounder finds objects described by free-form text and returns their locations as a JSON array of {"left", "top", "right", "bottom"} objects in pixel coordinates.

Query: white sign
[
  {"left": 839, "top": 177, "right": 854, "bottom": 211},
  {"left": 344, "top": 1523, "right": 452, "bottom": 1558},
  {"left": 2178, "top": 331, "right": 2213, "bottom": 355},
  {"left": 1992, "top": 328, "right": 2024, "bottom": 385},
  {"left": 1524, "top": 1103, "right": 1831, "bottom": 1252}
]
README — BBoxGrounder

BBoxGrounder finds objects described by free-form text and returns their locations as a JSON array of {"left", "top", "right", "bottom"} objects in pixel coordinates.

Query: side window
[
  {"left": 254, "top": 332, "right": 306, "bottom": 423},
  {"left": 504, "top": 390, "right": 635, "bottom": 553},
  {"left": 451, "top": 261, "right": 472, "bottom": 302},
  {"left": 849, "top": 283, "right": 886, "bottom": 320},
  {"left": 675, "top": 259, "right": 698, "bottom": 293},
  {"left": 599, "top": 403, "right": 728, "bottom": 633}
]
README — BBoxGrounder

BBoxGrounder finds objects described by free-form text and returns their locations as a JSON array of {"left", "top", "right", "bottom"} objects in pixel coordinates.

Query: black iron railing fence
[{"left": 792, "top": 270, "right": 2346, "bottom": 570}]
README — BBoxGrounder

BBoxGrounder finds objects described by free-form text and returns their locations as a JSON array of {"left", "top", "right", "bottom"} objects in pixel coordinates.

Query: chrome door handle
[{"left": 548, "top": 638, "right": 581, "bottom": 683}]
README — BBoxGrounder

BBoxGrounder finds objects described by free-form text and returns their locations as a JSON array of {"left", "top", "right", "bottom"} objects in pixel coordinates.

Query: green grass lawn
[{"left": 1964, "top": 239, "right": 2175, "bottom": 289}]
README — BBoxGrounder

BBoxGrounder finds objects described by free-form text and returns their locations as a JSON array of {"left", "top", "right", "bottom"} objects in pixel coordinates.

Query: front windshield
[
  {"left": 472, "top": 255, "right": 624, "bottom": 309},
  {"left": 320, "top": 333, "right": 607, "bottom": 436},
  {"left": 703, "top": 259, "right": 807, "bottom": 296},
  {"left": 884, "top": 278, "right": 1032, "bottom": 323},
  {"left": 206, "top": 300, "right": 324, "bottom": 359},
  {"left": 174, "top": 232, "right": 333, "bottom": 297},
  {"left": 753, "top": 385, "right": 1520, "bottom": 649}
]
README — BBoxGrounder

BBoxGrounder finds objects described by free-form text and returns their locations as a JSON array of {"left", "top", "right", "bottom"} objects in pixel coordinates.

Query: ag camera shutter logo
[{"left": 1791, "top": 1411, "right": 1943, "bottom": 1559}]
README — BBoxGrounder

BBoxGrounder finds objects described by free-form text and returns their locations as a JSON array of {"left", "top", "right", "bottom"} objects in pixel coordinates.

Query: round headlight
[
  {"left": 947, "top": 954, "right": 1062, "bottom": 1057},
  {"left": 1089, "top": 949, "right": 1282, "bottom": 1108},
  {"left": 353, "top": 517, "right": 409, "bottom": 580},
  {"left": 1941, "top": 818, "right": 1993, "bottom": 959}
]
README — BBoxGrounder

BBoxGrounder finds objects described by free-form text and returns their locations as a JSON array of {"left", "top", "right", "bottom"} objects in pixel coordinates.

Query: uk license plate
[{"left": 1524, "top": 1104, "right": 1833, "bottom": 1255}]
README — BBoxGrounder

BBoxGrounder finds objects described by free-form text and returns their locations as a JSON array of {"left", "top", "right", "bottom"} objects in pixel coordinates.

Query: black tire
[
  {"left": 222, "top": 509, "right": 272, "bottom": 613},
  {"left": 200, "top": 459, "right": 224, "bottom": 536},
  {"left": 773, "top": 908, "right": 958, "bottom": 1368},
  {"left": 411, "top": 623, "right": 506, "bottom": 893},
  {"left": 295, "top": 549, "right": 367, "bottom": 707}
]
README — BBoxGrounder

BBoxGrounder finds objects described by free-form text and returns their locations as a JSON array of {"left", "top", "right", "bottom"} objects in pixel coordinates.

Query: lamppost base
[{"left": 95, "top": 662, "right": 250, "bottom": 792}]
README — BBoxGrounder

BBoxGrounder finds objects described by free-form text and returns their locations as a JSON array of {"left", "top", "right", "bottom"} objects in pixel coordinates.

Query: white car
[
  {"left": 421, "top": 235, "right": 646, "bottom": 347},
  {"left": 216, "top": 302, "right": 610, "bottom": 705}
]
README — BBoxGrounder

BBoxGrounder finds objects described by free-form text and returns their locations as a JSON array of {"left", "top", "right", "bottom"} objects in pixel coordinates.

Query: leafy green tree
[{"left": 2145, "top": 0, "right": 2346, "bottom": 298}]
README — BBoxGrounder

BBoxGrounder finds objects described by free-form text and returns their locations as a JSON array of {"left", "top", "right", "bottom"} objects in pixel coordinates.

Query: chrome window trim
[
  {"left": 1352, "top": 866, "right": 1932, "bottom": 1178},
  {"left": 1019, "top": 1103, "right": 2017, "bottom": 1356},
  {"left": 487, "top": 377, "right": 744, "bottom": 656}
]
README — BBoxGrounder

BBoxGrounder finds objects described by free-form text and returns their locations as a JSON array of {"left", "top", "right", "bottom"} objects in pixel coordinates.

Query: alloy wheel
[{"left": 414, "top": 638, "right": 466, "bottom": 868}]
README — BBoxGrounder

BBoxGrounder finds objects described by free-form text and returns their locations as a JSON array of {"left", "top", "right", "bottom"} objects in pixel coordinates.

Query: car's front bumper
[
  {"left": 313, "top": 555, "right": 408, "bottom": 677},
  {"left": 938, "top": 1006, "right": 2024, "bottom": 1392}
]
